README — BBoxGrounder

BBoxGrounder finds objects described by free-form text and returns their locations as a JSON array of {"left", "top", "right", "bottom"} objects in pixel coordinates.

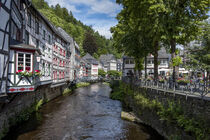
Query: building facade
[
  {"left": 83, "top": 53, "right": 98, "bottom": 80},
  {"left": 0, "top": 0, "right": 80, "bottom": 95},
  {"left": 99, "top": 54, "right": 117, "bottom": 72},
  {"left": 122, "top": 56, "right": 135, "bottom": 77},
  {"left": 0, "top": 0, "right": 12, "bottom": 96}
]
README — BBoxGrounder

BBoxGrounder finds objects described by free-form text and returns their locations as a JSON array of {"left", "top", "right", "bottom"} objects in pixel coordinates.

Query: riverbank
[
  {"left": 0, "top": 82, "right": 91, "bottom": 139},
  {"left": 2, "top": 83, "right": 164, "bottom": 140},
  {"left": 110, "top": 80, "right": 210, "bottom": 140}
]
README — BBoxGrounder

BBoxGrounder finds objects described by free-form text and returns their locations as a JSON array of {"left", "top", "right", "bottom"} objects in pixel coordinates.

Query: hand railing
[{"left": 122, "top": 76, "right": 210, "bottom": 98}]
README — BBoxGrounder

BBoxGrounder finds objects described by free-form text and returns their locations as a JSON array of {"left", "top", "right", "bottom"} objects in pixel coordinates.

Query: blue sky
[
  {"left": 45, "top": 0, "right": 209, "bottom": 39},
  {"left": 46, "top": 0, "right": 122, "bottom": 38}
]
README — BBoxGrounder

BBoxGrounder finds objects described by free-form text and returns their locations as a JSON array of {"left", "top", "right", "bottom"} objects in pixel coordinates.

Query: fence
[{"left": 122, "top": 76, "right": 210, "bottom": 99}]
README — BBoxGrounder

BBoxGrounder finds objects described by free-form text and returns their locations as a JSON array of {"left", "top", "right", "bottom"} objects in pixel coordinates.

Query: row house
[
  {"left": 0, "top": 0, "right": 11, "bottom": 97},
  {"left": 56, "top": 27, "right": 75, "bottom": 82},
  {"left": 83, "top": 53, "right": 98, "bottom": 80},
  {"left": 80, "top": 58, "right": 90, "bottom": 78},
  {"left": 99, "top": 54, "right": 118, "bottom": 72},
  {"left": 4, "top": 0, "right": 72, "bottom": 93},
  {"left": 74, "top": 42, "right": 81, "bottom": 80},
  {"left": 52, "top": 29, "right": 69, "bottom": 84},
  {"left": 8, "top": 0, "right": 41, "bottom": 93},
  {"left": 117, "top": 59, "right": 123, "bottom": 72},
  {"left": 145, "top": 47, "right": 171, "bottom": 76},
  {"left": 122, "top": 56, "right": 135, "bottom": 77}
]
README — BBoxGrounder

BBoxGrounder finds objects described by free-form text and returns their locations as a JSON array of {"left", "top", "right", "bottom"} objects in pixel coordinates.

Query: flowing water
[{"left": 4, "top": 83, "right": 164, "bottom": 140}]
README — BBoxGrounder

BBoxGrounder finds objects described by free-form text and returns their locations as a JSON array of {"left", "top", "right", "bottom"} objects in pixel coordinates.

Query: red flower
[
  {"left": 35, "top": 70, "right": 40, "bottom": 73},
  {"left": 17, "top": 70, "right": 23, "bottom": 73}
]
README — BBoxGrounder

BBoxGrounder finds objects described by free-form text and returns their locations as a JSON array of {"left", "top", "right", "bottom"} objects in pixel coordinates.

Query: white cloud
[
  {"left": 83, "top": 19, "right": 118, "bottom": 38},
  {"left": 46, "top": 0, "right": 80, "bottom": 13},
  {"left": 46, "top": 0, "right": 121, "bottom": 38},
  {"left": 55, "top": 0, "right": 121, "bottom": 17}
]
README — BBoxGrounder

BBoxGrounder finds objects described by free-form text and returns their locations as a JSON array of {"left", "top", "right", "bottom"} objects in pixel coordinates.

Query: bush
[
  {"left": 76, "top": 82, "right": 90, "bottom": 88},
  {"left": 107, "top": 70, "right": 122, "bottom": 78},
  {"left": 98, "top": 69, "right": 106, "bottom": 77},
  {"left": 110, "top": 81, "right": 125, "bottom": 101},
  {"left": 63, "top": 88, "right": 72, "bottom": 95},
  {"left": 177, "top": 79, "right": 190, "bottom": 85}
]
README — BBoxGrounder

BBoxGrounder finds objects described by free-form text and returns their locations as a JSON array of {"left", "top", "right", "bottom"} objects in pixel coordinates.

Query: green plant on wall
[{"left": 111, "top": 81, "right": 210, "bottom": 139}]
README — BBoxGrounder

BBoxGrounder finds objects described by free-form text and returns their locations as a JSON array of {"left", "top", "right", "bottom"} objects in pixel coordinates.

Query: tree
[
  {"left": 32, "top": 0, "right": 118, "bottom": 59},
  {"left": 111, "top": 0, "right": 165, "bottom": 82},
  {"left": 185, "top": 21, "right": 210, "bottom": 81},
  {"left": 112, "top": 0, "right": 209, "bottom": 83},
  {"left": 107, "top": 70, "right": 121, "bottom": 78},
  {"left": 162, "top": 0, "right": 209, "bottom": 82},
  {"left": 98, "top": 69, "right": 106, "bottom": 77},
  {"left": 83, "top": 31, "right": 98, "bottom": 55}
]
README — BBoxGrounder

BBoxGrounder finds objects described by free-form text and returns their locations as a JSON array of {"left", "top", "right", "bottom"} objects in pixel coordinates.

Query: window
[
  {"left": 11, "top": 21, "right": 22, "bottom": 41},
  {"left": 36, "top": 39, "right": 39, "bottom": 48},
  {"left": 48, "top": 64, "right": 51, "bottom": 76},
  {"left": 43, "top": 30, "right": 45, "bottom": 40},
  {"left": 125, "top": 59, "right": 129, "bottom": 64},
  {"left": 17, "top": 53, "right": 32, "bottom": 71},
  {"left": 25, "top": 31, "right": 29, "bottom": 44},
  {"left": 48, "top": 35, "right": 51, "bottom": 44},
  {"left": 28, "top": 13, "right": 31, "bottom": 27},
  {"left": 42, "top": 45, "right": 45, "bottom": 52},
  {"left": 42, "top": 62, "right": 45, "bottom": 76},
  {"left": 35, "top": 20, "right": 39, "bottom": 34}
]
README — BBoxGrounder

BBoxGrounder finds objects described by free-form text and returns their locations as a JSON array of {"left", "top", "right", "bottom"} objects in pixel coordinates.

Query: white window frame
[{"left": 16, "top": 52, "right": 33, "bottom": 72}]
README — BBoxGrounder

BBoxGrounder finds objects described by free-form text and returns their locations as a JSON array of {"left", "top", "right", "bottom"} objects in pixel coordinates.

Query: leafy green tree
[
  {"left": 107, "top": 70, "right": 121, "bottom": 78},
  {"left": 98, "top": 69, "right": 106, "bottom": 77},
  {"left": 162, "top": 0, "right": 209, "bottom": 82},
  {"left": 185, "top": 21, "right": 210, "bottom": 81},
  {"left": 112, "top": 0, "right": 165, "bottom": 82},
  {"left": 83, "top": 31, "right": 98, "bottom": 55}
]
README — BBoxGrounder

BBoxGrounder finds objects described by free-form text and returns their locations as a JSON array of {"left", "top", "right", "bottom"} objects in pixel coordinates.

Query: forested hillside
[{"left": 32, "top": 0, "right": 122, "bottom": 58}]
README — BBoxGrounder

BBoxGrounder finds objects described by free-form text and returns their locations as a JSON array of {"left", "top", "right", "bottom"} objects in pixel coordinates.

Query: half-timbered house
[
  {"left": 7, "top": 0, "right": 42, "bottom": 93},
  {"left": 0, "top": 0, "right": 11, "bottom": 97}
]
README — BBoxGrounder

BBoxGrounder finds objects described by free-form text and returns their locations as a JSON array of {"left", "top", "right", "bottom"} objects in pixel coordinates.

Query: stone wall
[
  {"left": 0, "top": 84, "right": 67, "bottom": 138},
  {"left": 123, "top": 83, "right": 210, "bottom": 139},
  {"left": 143, "top": 88, "right": 210, "bottom": 121}
]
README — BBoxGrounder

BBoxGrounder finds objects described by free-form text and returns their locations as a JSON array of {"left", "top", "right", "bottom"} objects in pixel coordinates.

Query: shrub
[{"left": 76, "top": 82, "right": 90, "bottom": 88}]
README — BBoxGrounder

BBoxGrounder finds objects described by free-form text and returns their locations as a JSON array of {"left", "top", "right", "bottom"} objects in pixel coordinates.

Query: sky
[{"left": 45, "top": 0, "right": 122, "bottom": 39}]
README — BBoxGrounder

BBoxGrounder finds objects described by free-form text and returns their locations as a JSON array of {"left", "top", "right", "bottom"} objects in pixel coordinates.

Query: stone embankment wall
[
  {"left": 0, "top": 84, "right": 67, "bottom": 138},
  {"left": 121, "top": 81, "right": 210, "bottom": 139}
]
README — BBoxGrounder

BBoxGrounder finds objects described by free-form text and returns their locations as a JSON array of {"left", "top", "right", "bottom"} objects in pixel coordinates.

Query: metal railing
[{"left": 122, "top": 76, "right": 210, "bottom": 98}]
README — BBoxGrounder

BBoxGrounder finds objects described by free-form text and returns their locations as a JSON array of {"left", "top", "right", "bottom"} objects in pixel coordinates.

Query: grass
[
  {"left": 63, "top": 88, "right": 72, "bottom": 95},
  {"left": 103, "top": 82, "right": 110, "bottom": 86},
  {"left": 76, "top": 82, "right": 90, "bottom": 88}
]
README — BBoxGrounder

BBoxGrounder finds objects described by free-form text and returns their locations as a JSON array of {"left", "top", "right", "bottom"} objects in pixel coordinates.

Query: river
[{"left": 3, "top": 83, "right": 164, "bottom": 140}]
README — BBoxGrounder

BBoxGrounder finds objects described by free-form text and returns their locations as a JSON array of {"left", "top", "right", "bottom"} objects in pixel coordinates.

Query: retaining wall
[
  {"left": 0, "top": 84, "right": 67, "bottom": 138},
  {"left": 122, "top": 81, "right": 210, "bottom": 139}
]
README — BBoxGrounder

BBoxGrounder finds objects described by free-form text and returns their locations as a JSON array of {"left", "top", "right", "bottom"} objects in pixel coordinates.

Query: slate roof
[
  {"left": 99, "top": 54, "right": 116, "bottom": 64},
  {"left": 57, "top": 27, "right": 74, "bottom": 43},
  {"left": 28, "top": 0, "right": 69, "bottom": 43},
  {"left": 117, "top": 59, "right": 123, "bottom": 64},
  {"left": 147, "top": 47, "right": 170, "bottom": 59},
  {"left": 83, "top": 53, "right": 98, "bottom": 65}
]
